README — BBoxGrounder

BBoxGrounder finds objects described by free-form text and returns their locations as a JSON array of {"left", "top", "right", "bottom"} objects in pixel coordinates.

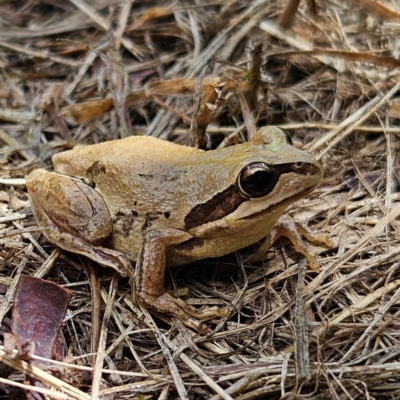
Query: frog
[{"left": 26, "top": 126, "right": 328, "bottom": 332}]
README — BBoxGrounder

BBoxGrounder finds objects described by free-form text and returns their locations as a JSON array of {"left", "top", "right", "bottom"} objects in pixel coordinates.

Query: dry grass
[{"left": 1, "top": 0, "right": 400, "bottom": 399}]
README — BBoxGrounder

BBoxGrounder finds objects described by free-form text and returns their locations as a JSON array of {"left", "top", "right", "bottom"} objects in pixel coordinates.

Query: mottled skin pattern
[{"left": 26, "top": 127, "right": 323, "bottom": 331}]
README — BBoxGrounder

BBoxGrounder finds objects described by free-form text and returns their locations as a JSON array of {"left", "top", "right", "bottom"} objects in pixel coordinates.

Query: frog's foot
[
  {"left": 249, "top": 215, "right": 333, "bottom": 271},
  {"left": 138, "top": 291, "right": 229, "bottom": 333},
  {"left": 26, "top": 169, "right": 133, "bottom": 277},
  {"left": 135, "top": 228, "right": 229, "bottom": 333}
]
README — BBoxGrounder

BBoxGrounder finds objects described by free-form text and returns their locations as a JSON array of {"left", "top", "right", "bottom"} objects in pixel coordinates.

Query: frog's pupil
[{"left": 238, "top": 162, "right": 277, "bottom": 198}]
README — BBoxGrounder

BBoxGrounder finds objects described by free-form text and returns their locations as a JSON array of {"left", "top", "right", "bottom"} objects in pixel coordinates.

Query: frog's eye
[
  {"left": 238, "top": 162, "right": 277, "bottom": 198},
  {"left": 280, "top": 129, "right": 293, "bottom": 145}
]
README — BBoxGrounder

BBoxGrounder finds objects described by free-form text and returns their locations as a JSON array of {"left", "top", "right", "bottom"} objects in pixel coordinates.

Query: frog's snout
[{"left": 291, "top": 161, "right": 323, "bottom": 178}]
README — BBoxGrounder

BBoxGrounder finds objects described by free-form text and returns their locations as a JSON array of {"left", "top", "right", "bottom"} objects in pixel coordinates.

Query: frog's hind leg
[{"left": 26, "top": 169, "right": 132, "bottom": 276}]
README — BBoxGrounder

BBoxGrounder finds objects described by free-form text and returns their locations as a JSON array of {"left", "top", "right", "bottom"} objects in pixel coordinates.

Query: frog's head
[
  {"left": 185, "top": 126, "right": 322, "bottom": 235},
  {"left": 233, "top": 126, "right": 322, "bottom": 219}
]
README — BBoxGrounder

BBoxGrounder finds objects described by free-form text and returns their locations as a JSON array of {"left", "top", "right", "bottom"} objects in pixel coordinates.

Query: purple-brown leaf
[{"left": 11, "top": 276, "right": 72, "bottom": 360}]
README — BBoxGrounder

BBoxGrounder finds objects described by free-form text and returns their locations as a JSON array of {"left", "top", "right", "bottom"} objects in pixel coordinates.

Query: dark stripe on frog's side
[{"left": 184, "top": 185, "right": 247, "bottom": 230}]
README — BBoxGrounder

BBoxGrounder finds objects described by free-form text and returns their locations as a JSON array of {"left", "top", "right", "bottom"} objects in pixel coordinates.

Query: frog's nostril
[
  {"left": 290, "top": 162, "right": 322, "bottom": 177},
  {"left": 291, "top": 162, "right": 305, "bottom": 172}
]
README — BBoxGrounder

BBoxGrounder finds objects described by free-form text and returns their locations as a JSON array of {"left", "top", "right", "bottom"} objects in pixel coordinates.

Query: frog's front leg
[
  {"left": 250, "top": 215, "right": 333, "bottom": 271},
  {"left": 135, "top": 229, "right": 229, "bottom": 333},
  {"left": 26, "top": 169, "right": 132, "bottom": 276}
]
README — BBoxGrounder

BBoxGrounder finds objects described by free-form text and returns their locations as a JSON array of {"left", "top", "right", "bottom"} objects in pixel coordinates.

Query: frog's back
[
  {"left": 52, "top": 136, "right": 214, "bottom": 258},
  {"left": 52, "top": 136, "right": 237, "bottom": 212},
  {"left": 52, "top": 136, "right": 198, "bottom": 176}
]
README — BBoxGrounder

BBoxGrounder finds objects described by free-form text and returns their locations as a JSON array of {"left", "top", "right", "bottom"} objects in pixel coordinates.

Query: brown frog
[{"left": 26, "top": 127, "right": 326, "bottom": 332}]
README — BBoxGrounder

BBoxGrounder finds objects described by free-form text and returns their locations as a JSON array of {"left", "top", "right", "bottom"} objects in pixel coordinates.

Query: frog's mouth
[{"left": 237, "top": 185, "right": 317, "bottom": 222}]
